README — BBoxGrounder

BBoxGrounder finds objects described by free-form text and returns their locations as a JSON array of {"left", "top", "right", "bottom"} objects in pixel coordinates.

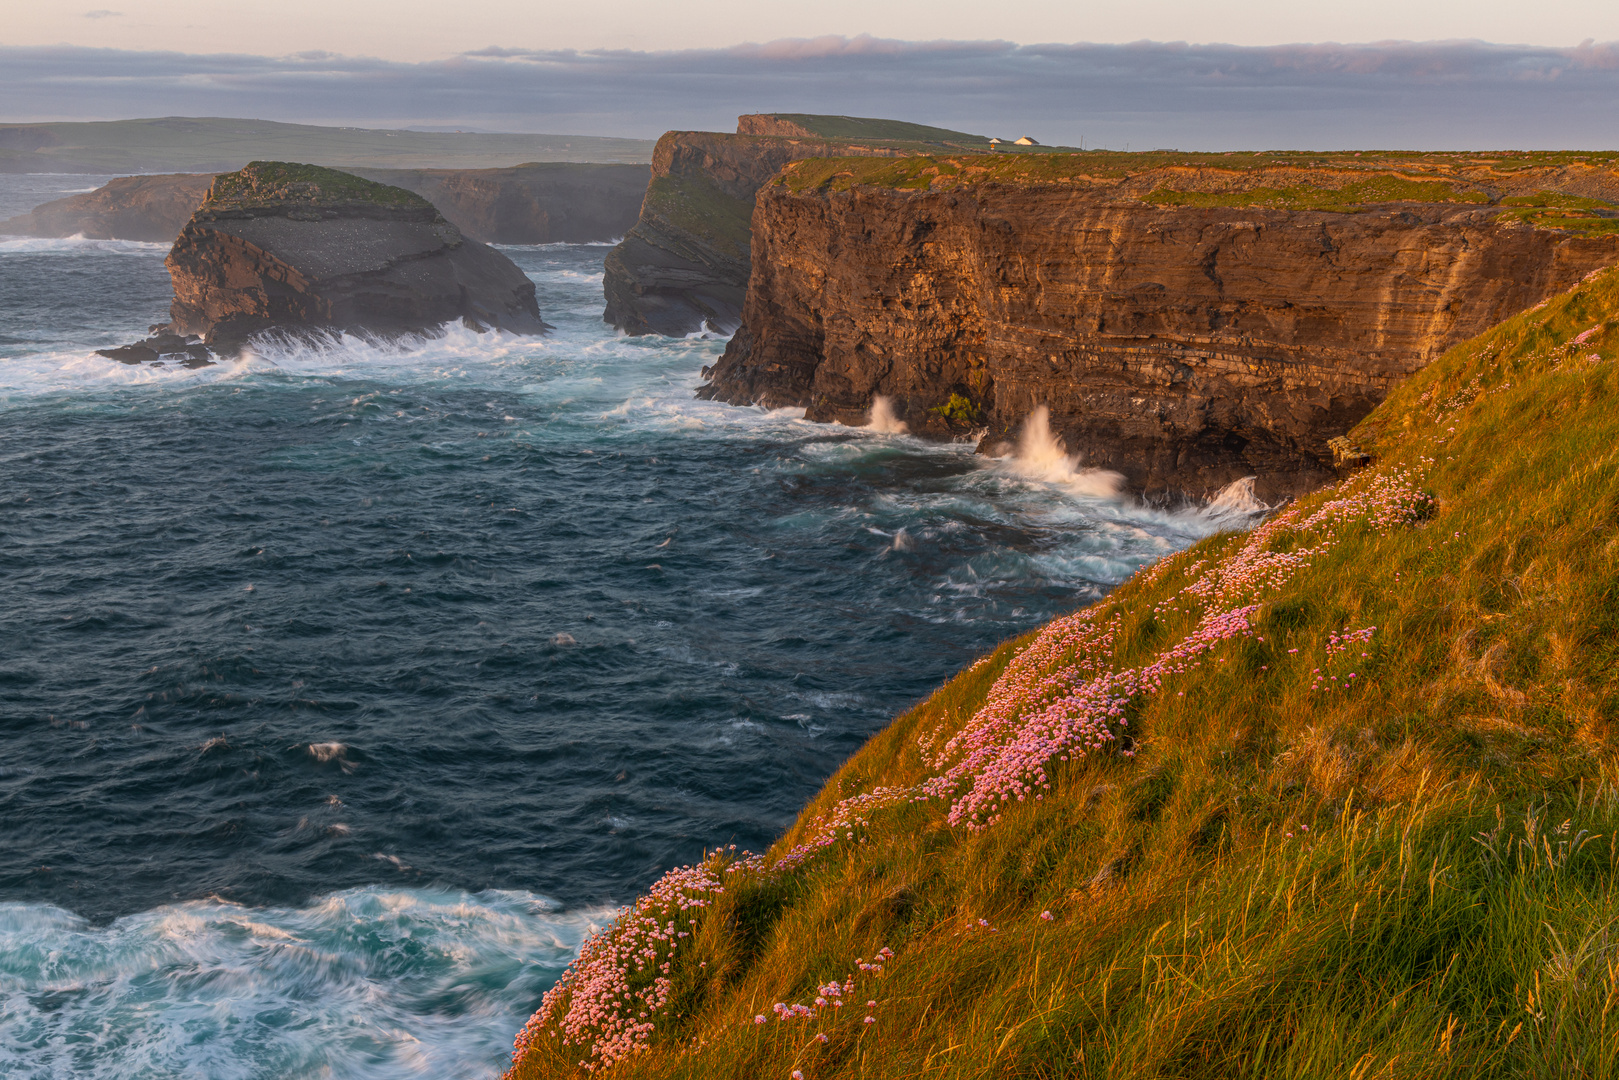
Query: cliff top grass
[
  {"left": 744, "top": 113, "right": 997, "bottom": 148},
  {"left": 203, "top": 161, "right": 434, "bottom": 212},
  {"left": 510, "top": 261, "right": 1619, "bottom": 1079},
  {"left": 776, "top": 150, "right": 1619, "bottom": 230}
]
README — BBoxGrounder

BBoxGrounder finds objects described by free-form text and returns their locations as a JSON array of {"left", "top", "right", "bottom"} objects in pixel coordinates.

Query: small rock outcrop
[{"left": 154, "top": 161, "right": 547, "bottom": 353}]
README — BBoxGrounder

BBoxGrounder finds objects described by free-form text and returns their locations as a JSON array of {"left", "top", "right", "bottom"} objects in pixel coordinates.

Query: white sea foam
[
  {"left": 1001, "top": 406, "right": 1125, "bottom": 497},
  {"left": 0, "top": 887, "right": 605, "bottom": 1080},
  {"left": 865, "top": 395, "right": 909, "bottom": 434},
  {"left": 0, "top": 234, "right": 169, "bottom": 256}
]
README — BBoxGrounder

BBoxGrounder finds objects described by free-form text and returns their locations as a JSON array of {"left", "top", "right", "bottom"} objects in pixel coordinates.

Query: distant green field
[
  {"left": 0, "top": 117, "right": 656, "bottom": 174},
  {"left": 750, "top": 112, "right": 1072, "bottom": 154}
]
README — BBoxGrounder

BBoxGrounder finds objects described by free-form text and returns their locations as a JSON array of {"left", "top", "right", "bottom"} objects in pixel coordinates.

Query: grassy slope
[
  {"left": 511, "top": 264, "right": 1619, "bottom": 1079},
  {"left": 0, "top": 117, "right": 656, "bottom": 173}
]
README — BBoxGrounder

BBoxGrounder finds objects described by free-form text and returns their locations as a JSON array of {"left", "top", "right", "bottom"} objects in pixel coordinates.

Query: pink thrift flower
[{"left": 1040, "top": 910, "right": 1054, "bottom": 920}]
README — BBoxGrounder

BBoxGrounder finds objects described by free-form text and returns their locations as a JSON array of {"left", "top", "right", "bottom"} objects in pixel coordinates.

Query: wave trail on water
[
  {"left": 0, "top": 234, "right": 170, "bottom": 256},
  {"left": 0, "top": 887, "right": 606, "bottom": 1080}
]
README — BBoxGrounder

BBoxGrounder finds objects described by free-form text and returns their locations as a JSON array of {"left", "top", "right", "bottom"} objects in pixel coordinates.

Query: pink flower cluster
[
  {"left": 513, "top": 860, "right": 728, "bottom": 1070},
  {"left": 514, "top": 464, "right": 1434, "bottom": 1071}
]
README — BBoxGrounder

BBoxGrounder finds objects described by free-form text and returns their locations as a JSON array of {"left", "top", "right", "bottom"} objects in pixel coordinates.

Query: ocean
[{"left": 0, "top": 174, "right": 1257, "bottom": 1078}]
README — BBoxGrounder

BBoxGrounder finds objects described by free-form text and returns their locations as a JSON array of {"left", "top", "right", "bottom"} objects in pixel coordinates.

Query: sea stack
[{"left": 152, "top": 161, "right": 548, "bottom": 354}]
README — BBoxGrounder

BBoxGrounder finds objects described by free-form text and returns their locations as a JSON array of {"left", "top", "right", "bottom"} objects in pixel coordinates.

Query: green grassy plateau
[
  {"left": 776, "top": 151, "right": 1619, "bottom": 232},
  {"left": 0, "top": 117, "right": 655, "bottom": 174},
  {"left": 752, "top": 114, "right": 999, "bottom": 150},
  {"left": 509, "top": 259, "right": 1619, "bottom": 1078},
  {"left": 204, "top": 161, "right": 430, "bottom": 212}
]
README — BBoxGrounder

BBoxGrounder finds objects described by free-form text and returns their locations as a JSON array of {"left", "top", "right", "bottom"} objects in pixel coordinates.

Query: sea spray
[
  {"left": 1002, "top": 405, "right": 1124, "bottom": 496},
  {"left": 865, "top": 395, "right": 909, "bottom": 434}
]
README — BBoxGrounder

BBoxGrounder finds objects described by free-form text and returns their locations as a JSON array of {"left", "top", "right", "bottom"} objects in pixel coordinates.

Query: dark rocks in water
[
  {"left": 95, "top": 333, "right": 216, "bottom": 368},
  {"left": 157, "top": 161, "right": 548, "bottom": 354}
]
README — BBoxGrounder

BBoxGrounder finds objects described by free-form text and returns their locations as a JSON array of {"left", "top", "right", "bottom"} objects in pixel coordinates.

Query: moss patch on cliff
[
  {"left": 511, "top": 264, "right": 1619, "bottom": 1079},
  {"left": 640, "top": 170, "right": 754, "bottom": 259},
  {"left": 205, "top": 161, "right": 431, "bottom": 211}
]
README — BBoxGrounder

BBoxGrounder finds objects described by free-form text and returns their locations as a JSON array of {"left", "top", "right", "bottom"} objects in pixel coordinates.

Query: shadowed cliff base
[{"left": 699, "top": 149, "right": 1619, "bottom": 502}]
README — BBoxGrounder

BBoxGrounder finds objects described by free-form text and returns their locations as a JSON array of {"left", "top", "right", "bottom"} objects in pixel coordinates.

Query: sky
[
  {"left": 3, "top": 3, "right": 1618, "bottom": 148},
  {"left": 7, "top": 0, "right": 1619, "bottom": 59}
]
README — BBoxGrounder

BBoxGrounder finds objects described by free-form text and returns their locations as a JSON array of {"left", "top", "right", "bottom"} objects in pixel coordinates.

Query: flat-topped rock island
[{"left": 100, "top": 161, "right": 548, "bottom": 362}]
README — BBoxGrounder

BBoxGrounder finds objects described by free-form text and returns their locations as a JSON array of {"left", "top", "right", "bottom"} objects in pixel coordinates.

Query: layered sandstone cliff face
[
  {"left": 602, "top": 114, "right": 1023, "bottom": 336},
  {"left": 159, "top": 161, "right": 546, "bottom": 353},
  {"left": 701, "top": 153, "right": 1619, "bottom": 499}
]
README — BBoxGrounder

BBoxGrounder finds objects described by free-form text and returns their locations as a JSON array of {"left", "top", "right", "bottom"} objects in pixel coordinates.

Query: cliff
[
  {"left": 510, "top": 264, "right": 1619, "bottom": 1080},
  {"left": 343, "top": 163, "right": 648, "bottom": 244},
  {"left": 602, "top": 114, "right": 1048, "bottom": 337},
  {"left": 153, "top": 161, "right": 546, "bottom": 354},
  {"left": 0, "top": 173, "right": 213, "bottom": 242},
  {"left": 702, "top": 150, "right": 1619, "bottom": 499},
  {"left": 2, "top": 164, "right": 649, "bottom": 245}
]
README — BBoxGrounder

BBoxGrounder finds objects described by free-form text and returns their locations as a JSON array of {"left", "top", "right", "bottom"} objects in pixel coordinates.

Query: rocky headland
[
  {"left": 601, "top": 114, "right": 1020, "bottom": 336},
  {"left": 2, "top": 163, "right": 649, "bottom": 246},
  {"left": 106, "top": 161, "right": 547, "bottom": 359},
  {"left": 700, "top": 150, "right": 1619, "bottom": 499},
  {"left": 1, "top": 173, "right": 215, "bottom": 242}
]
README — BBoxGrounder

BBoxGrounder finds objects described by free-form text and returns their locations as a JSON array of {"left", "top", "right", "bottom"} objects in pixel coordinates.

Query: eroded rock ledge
[{"left": 700, "top": 153, "right": 1619, "bottom": 499}]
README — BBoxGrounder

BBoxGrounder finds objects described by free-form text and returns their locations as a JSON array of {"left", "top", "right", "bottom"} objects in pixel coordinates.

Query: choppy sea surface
[{"left": 0, "top": 174, "right": 1259, "bottom": 1077}]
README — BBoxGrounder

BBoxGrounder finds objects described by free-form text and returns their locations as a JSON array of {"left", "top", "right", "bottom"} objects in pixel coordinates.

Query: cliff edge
[
  {"left": 701, "top": 151, "right": 1619, "bottom": 500},
  {"left": 153, "top": 161, "right": 547, "bottom": 354}
]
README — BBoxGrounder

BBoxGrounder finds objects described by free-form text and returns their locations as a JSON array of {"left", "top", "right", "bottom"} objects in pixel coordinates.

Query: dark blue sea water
[{"left": 0, "top": 174, "right": 1257, "bottom": 1077}]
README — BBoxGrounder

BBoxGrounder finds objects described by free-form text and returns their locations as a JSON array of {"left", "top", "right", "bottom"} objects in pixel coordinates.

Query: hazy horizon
[{"left": 4, "top": 36, "right": 1619, "bottom": 151}]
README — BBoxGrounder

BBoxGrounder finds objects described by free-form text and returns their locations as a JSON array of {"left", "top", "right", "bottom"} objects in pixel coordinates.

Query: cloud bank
[{"left": 4, "top": 36, "right": 1618, "bottom": 149}]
